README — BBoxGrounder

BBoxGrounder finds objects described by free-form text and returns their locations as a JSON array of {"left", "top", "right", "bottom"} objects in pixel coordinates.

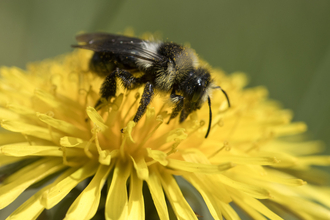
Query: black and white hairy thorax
[{"left": 135, "top": 40, "right": 202, "bottom": 92}]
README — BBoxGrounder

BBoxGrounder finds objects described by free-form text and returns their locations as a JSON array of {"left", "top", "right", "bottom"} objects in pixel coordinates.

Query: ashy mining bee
[{"left": 72, "top": 32, "right": 230, "bottom": 138}]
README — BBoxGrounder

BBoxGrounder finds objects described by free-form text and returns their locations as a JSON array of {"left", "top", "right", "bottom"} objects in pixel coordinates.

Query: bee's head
[
  {"left": 183, "top": 68, "right": 213, "bottom": 110},
  {"left": 182, "top": 68, "right": 230, "bottom": 138}
]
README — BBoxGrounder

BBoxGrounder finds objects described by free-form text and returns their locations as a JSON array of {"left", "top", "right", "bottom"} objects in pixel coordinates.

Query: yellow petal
[
  {"left": 0, "top": 155, "right": 22, "bottom": 167},
  {"left": 298, "top": 156, "right": 330, "bottom": 166},
  {"left": 124, "top": 121, "right": 136, "bottom": 143},
  {"left": 217, "top": 200, "right": 240, "bottom": 220},
  {"left": 146, "top": 148, "right": 168, "bottom": 166},
  {"left": 98, "top": 150, "right": 112, "bottom": 165},
  {"left": 0, "top": 133, "right": 26, "bottom": 145},
  {"left": 270, "top": 189, "right": 330, "bottom": 219},
  {"left": 65, "top": 164, "right": 112, "bottom": 220},
  {"left": 185, "top": 173, "right": 232, "bottom": 204},
  {"left": 1, "top": 120, "right": 62, "bottom": 141},
  {"left": 159, "top": 171, "right": 197, "bottom": 220},
  {"left": 0, "top": 158, "right": 64, "bottom": 209},
  {"left": 0, "top": 143, "right": 62, "bottom": 157},
  {"left": 60, "top": 136, "right": 85, "bottom": 148},
  {"left": 247, "top": 151, "right": 297, "bottom": 168},
  {"left": 41, "top": 161, "right": 98, "bottom": 209},
  {"left": 145, "top": 167, "right": 169, "bottom": 220},
  {"left": 7, "top": 168, "right": 77, "bottom": 220},
  {"left": 267, "top": 140, "right": 324, "bottom": 156},
  {"left": 6, "top": 193, "right": 44, "bottom": 220},
  {"left": 236, "top": 167, "right": 306, "bottom": 186},
  {"left": 0, "top": 143, "right": 84, "bottom": 157},
  {"left": 127, "top": 170, "right": 144, "bottom": 220},
  {"left": 217, "top": 173, "right": 271, "bottom": 199},
  {"left": 6, "top": 104, "right": 36, "bottom": 117},
  {"left": 131, "top": 156, "right": 149, "bottom": 180},
  {"left": 212, "top": 156, "right": 281, "bottom": 166},
  {"left": 105, "top": 160, "right": 131, "bottom": 220},
  {"left": 232, "top": 195, "right": 268, "bottom": 220},
  {"left": 273, "top": 122, "right": 307, "bottom": 137},
  {"left": 182, "top": 149, "right": 235, "bottom": 171},
  {"left": 0, "top": 107, "right": 20, "bottom": 120},
  {"left": 242, "top": 197, "right": 283, "bottom": 220},
  {"left": 167, "top": 158, "right": 233, "bottom": 173},
  {"left": 184, "top": 175, "right": 223, "bottom": 219},
  {"left": 86, "top": 106, "right": 108, "bottom": 132},
  {"left": 34, "top": 89, "right": 82, "bottom": 122},
  {"left": 181, "top": 148, "right": 212, "bottom": 164},
  {"left": 299, "top": 185, "right": 330, "bottom": 209},
  {"left": 0, "top": 67, "right": 34, "bottom": 92},
  {"left": 37, "top": 112, "right": 88, "bottom": 139}
]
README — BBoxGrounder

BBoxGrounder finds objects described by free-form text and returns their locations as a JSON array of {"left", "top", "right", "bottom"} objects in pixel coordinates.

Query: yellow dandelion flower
[{"left": 1, "top": 38, "right": 330, "bottom": 220}]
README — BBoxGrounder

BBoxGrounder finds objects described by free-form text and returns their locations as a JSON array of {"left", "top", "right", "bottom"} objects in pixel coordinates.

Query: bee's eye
[
  {"left": 192, "top": 92, "right": 200, "bottom": 102},
  {"left": 192, "top": 84, "right": 203, "bottom": 102}
]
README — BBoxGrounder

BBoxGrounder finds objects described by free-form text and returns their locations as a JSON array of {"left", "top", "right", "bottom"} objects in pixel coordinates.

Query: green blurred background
[
  {"left": 0, "top": 1, "right": 330, "bottom": 219},
  {"left": 1, "top": 0, "right": 329, "bottom": 151}
]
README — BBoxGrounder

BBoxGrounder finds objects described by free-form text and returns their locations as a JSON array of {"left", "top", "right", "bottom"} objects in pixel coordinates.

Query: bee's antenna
[
  {"left": 212, "top": 86, "right": 231, "bottom": 108},
  {"left": 205, "top": 96, "right": 212, "bottom": 138}
]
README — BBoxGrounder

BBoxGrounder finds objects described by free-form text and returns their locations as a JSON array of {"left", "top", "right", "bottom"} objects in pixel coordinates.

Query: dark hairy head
[
  {"left": 178, "top": 68, "right": 230, "bottom": 138},
  {"left": 180, "top": 68, "right": 212, "bottom": 110}
]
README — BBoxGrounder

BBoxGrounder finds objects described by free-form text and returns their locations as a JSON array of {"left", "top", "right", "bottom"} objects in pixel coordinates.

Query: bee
[{"left": 72, "top": 33, "right": 230, "bottom": 138}]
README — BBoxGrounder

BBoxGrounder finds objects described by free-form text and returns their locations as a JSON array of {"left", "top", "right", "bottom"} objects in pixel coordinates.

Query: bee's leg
[
  {"left": 95, "top": 68, "right": 144, "bottom": 110},
  {"left": 133, "top": 82, "right": 154, "bottom": 122},
  {"left": 94, "top": 69, "right": 117, "bottom": 110},
  {"left": 179, "top": 107, "right": 192, "bottom": 123},
  {"left": 167, "top": 94, "right": 184, "bottom": 124},
  {"left": 116, "top": 69, "right": 144, "bottom": 90}
]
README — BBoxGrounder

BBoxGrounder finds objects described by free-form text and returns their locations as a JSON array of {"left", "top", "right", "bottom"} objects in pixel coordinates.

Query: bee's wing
[{"left": 72, "top": 32, "right": 163, "bottom": 62}]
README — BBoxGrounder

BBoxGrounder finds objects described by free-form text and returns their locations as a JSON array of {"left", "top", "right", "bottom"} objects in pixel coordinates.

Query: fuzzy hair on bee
[{"left": 72, "top": 32, "right": 230, "bottom": 138}]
